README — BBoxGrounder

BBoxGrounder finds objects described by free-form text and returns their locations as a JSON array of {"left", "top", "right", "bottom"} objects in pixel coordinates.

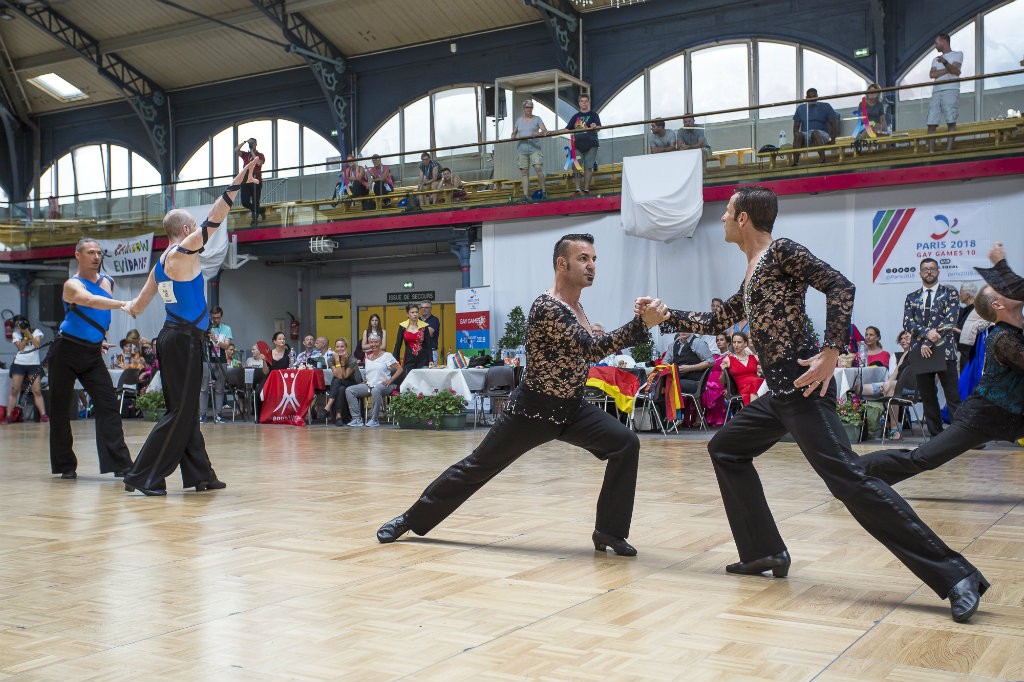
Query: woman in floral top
[
  {"left": 650, "top": 185, "right": 986, "bottom": 623},
  {"left": 376, "top": 233, "right": 668, "bottom": 557}
]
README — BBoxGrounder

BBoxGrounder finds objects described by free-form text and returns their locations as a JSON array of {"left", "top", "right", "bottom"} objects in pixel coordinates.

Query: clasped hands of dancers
[{"left": 375, "top": 188, "right": 1004, "bottom": 624}]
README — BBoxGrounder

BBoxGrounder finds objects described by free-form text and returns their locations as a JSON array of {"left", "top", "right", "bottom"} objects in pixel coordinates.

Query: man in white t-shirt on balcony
[{"left": 927, "top": 32, "right": 963, "bottom": 153}]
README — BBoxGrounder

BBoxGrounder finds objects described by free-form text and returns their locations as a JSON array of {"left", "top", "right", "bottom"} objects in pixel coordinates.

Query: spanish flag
[{"left": 586, "top": 366, "right": 640, "bottom": 413}]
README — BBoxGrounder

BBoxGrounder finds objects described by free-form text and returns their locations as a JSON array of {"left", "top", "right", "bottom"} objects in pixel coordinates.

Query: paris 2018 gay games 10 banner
[{"left": 871, "top": 204, "right": 990, "bottom": 284}]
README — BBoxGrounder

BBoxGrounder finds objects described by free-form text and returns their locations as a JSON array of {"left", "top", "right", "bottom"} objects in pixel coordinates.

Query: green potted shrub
[
  {"left": 135, "top": 389, "right": 166, "bottom": 422},
  {"left": 630, "top": 328, "right": 656, "bottom": 365},
  {"left": 497, "top": 305, "right": 527, "bottom": 358},
  {"left": 835, "top": 393, "right": 864, "bottom": 442},
  {"left": 388, "top": 390, "right": 431, "bottom": 428},
  {"left": 430, "top": 388, "right": 469, "bottom": 430}
]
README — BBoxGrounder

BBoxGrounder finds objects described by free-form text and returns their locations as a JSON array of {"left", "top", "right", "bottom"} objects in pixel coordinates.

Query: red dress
[{"left": 727, "top": 353, "right": 764, "bottom": 405}]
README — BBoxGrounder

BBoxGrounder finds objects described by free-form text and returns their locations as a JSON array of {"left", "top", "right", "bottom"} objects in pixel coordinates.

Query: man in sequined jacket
[
  {"left": 376, "top": 233, "right": 668, "bottom": 557},
  {"left": 645, "top": 185, "right": 988, "bottom": 623}
]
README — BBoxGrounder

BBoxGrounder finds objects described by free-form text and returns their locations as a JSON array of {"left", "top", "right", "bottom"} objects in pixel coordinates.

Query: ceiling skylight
[{"left": 27, "top": 73, "right": 88, "bottom": 103}]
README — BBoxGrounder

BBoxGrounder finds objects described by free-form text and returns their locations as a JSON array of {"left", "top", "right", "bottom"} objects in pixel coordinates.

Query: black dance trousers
[
  {"left": 404, "top": 400, "right": 640, "bottom": 539},
  {"left": 123, "top": 324, "right": 219, "bottom": 491},
  {"left": 859, "top": 413, "right": 1024, "bottom": 486},
  {"left": 706, "top": 380, "right": 975, "bottom": 597},
  {"left": 240, "top": 182, "right": 262, "bottom": 220},
  {"left": 918, "top": 359, "right": 962, "bottom": 436},
  {"left": 48, "top": 337, "right": 134, "bottom": 475}
]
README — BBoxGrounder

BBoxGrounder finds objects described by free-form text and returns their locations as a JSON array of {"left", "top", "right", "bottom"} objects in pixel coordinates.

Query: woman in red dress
[{"left": 720, "top": 331, "right": 763, "bottom": 405}]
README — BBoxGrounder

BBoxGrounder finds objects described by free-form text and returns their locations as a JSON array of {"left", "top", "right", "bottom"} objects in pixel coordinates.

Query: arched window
[
  {"left": 598, "top": 40, "right": 867, "bottom": 138},
  {"left": 37, "top": 143, "right": 161, "bottom": 204},
  {"left": 896, "top": 0, "right": 1024, "bottom": 126},
  {"left": 362, "top": 84, "right": 489, "bottom": 165},
  {"left": 176, "top": 118, "right": 339, "bottom": 190}
]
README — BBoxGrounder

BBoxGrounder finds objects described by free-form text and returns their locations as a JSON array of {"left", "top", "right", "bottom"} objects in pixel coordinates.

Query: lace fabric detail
[
  {"left": 508, "top": 293, "right": 649, "bottom": 423},
  {"left": 661, "top": 238, "right": 854, "bottom": 394},
  {"left": 975, "top": 323, "right": 1024, "bottom": 416}
]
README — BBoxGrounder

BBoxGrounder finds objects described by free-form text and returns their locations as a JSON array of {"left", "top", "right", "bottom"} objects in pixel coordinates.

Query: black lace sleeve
[
  {"left": 992, "top": 329, "right": 1024, "bottom": 374},
  {"left": 660, "top": 287, "right": 745, "bottom": 336},
  {"left": 776, "top": 238, "right": 854, "bottom": 350}
]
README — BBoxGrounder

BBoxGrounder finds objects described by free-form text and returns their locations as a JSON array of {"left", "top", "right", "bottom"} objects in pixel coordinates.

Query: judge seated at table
[
  {"left": 253, "top": 331, "right": 291, "bottom": 418},
  {"left": 672, "top": 331, "right": 714, "bottom": 393}
]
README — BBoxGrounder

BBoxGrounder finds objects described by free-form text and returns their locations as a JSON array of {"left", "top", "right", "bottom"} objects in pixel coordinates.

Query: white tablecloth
[
  {"left": 400, "top": 368, "right": 489, "bottom": 403},
  {"left": 833, "top": 366, "right": 888, "bottom": 395}
]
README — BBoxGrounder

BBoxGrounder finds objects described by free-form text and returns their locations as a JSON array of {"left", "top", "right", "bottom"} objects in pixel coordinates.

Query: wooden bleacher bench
[{"left": 711, "top": 147, "right": 755, "bottom": 168}]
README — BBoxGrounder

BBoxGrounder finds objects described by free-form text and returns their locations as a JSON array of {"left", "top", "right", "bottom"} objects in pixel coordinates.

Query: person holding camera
[
  {"left": 235, "top": 137, "right": 266, "bottom": 227},
  {"left": 4, "top": 315, "right": 48, "bottom": 424}
]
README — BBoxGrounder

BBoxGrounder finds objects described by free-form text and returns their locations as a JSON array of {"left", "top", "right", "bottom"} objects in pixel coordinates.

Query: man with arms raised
[
  {"left": 48, "top": 238, "right": 135, "bottom": 480},
  {"left": 643, "top": 185, "right": 988, "bottom": 622},
  {"left": 121, "top": 158, "right": 258, "bottom": 496},
  {"left": 376, "top": 233, "right": 668, "bottom": 556}
]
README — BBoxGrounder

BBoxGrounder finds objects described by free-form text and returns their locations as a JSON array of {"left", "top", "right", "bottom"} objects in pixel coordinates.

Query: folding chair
[
  {"left": 114, "top": 368, "right": 141, "bottom": 417},
  {"left": 223, "top": 367, "right": 247, "bottom": 422},
  {"left": 866, "top": 370, "right": 923, "bottom": 443},
  {"left": 629, "top": 370, "right": 666, "bottom": 434},
  {"left": 720, "top": 371, "right": 746, "bottom": 422},
  {"left": 677, "top": 368, "right": 711, "bottom": 431},
  {"left": 473, "top": 366, "right": 514, "bottom": 427}
]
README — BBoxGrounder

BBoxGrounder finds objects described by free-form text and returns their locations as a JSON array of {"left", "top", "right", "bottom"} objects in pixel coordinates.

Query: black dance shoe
[
  {"left": 124, "top": 483, "right": 167, "bottom": 497},
  {"left": 60, "top": 472, "right": 77, "bottom": 480},
  {"left": 592, "top": 530, "right": 637, "bottom": 557},
  {"left": 194, "top": 480, "right": 227, "bottom": 491},
  {"left": 948, "top": 570, "right": 990, "bottom": 623},
  {"left": 376, "top": 515, "right": 410, "bottom": 543},
  {"left": 726, "top": 550, "right": 791, "bottom": 578}
]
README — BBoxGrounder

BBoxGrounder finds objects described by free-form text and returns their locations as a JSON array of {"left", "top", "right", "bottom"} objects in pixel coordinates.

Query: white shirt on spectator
[
  {"left": 12, "top": 328, "right": 44, "bottom": 365},
  {"left": 364, "top": 352, "right": 399, "bottom": 387}
]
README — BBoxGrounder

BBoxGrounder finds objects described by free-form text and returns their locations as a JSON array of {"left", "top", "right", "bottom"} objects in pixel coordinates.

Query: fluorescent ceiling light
[{"left": 27, "top": 73, "right": 88, "bottom": 103}]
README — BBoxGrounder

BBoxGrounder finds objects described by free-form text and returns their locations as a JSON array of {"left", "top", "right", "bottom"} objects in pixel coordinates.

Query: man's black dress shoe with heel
[
  {"left": 725, "top": 550, "right": 791, "bottom": 578},
  {"left": 948, "top": 570, "right": 989, "bottom": 623},
  {"left": 377, "top": 514, "right": 410, "bottom": 543},
  {"left": 592, "top": 530, "right": 637, "bottom": 557},
  {"left": 124, "top": 483, "right": 167, "bottom": 496},
  {"left": 195, "top": 480, "right": 227, "bottom": 491}
]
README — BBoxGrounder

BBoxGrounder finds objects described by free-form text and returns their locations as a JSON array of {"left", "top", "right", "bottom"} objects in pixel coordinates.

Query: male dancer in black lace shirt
[
  {"left": 642, "top": 186, "right": 988, "bottom": 622},
  {"left": 377, "top": 233, "right": 668, "bottom": 555}
]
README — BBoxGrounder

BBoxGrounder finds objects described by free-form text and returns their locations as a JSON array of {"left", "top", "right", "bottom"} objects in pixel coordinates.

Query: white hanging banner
[
  {"left": 96, "top": 233, "right": 154, "bottom": 277},
  {"left": 870, "top": 203, "right": 991, "bottom": 284},
  {"left": 621, "top": 150, "right": 704, "bottom": 242}
]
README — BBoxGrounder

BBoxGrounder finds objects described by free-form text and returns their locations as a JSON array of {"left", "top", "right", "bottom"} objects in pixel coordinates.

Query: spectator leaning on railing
[{"left": 647, "top": 119, "right": 676, "bottom": 154}]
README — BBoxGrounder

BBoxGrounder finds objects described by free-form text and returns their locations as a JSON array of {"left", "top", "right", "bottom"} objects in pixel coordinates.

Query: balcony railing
[{"left": 1, "top": 69, "right": 1022, "bottom": 254}]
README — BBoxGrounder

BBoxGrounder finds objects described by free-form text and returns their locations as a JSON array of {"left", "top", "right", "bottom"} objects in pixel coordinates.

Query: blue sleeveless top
[
  {"left": 154, "top": 251, "right": 209, "bottom": 329},
  {"left": 60, "top": 275, "right": 112, "bottom": 343}
]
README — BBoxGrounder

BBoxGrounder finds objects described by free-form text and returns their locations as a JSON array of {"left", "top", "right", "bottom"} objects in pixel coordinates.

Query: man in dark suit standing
[{"left": 903, "top": 257, "right": 961, "bottom": 436}]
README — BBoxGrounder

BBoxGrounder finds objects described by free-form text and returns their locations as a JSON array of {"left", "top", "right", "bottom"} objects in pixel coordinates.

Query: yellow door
[{"left": 316, "top": 298, "right": 352, "bottom": 346}]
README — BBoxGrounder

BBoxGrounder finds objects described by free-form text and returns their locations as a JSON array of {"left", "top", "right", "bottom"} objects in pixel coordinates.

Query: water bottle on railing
[
  {"left": 289, "top": 348, "right": 296, "bottom": 367},
  {"left": 857, "top": 340, "right": 868, "bottom": 368},
  {"left": 778, "top": 130, "right": 787, "bottom": 147}
]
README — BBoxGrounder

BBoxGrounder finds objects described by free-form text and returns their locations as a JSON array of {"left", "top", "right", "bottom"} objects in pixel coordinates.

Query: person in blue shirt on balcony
[{"left": 791, "top": 88, "right": 839, "bottom": 166}]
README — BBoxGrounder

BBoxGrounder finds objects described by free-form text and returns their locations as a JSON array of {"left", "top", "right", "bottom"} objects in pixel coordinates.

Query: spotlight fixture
[{"left": 309, "top": 236, "right": 338, "bottom": 254}]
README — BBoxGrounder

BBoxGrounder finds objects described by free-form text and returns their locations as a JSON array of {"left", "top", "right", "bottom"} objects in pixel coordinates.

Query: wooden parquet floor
[{"left": 0, "top": 420, "right": 1021, "bottom": 681}]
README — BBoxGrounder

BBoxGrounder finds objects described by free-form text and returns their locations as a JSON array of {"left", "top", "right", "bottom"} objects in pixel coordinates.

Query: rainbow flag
[
  {"left": 655, "top": 364, "right": 683, "bottom": 421},
  {"left": 452, "top": 351, "right": 468, "bottom": 368}
]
